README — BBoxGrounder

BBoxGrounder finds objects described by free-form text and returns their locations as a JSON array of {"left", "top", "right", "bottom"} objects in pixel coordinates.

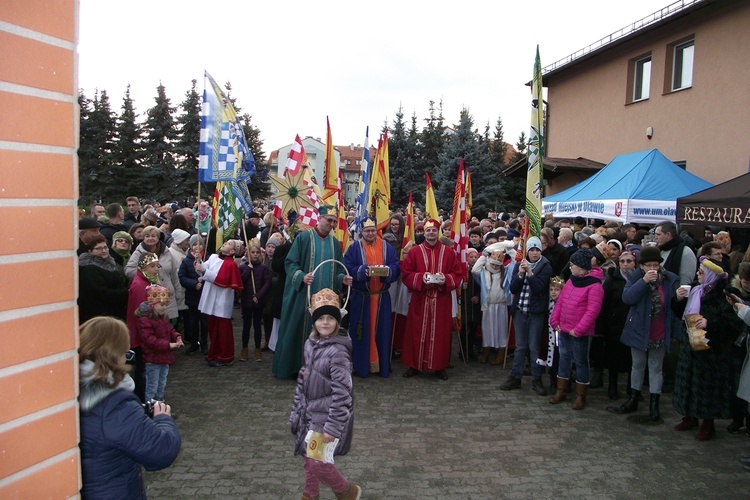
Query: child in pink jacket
[{"left": 549, "top": 248, "right": 604, "bottom": 410}]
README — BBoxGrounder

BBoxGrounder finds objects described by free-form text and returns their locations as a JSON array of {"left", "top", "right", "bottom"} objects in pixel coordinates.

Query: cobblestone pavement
[{"left": 145, "top": 322, "right": 749, "bottom": 499}]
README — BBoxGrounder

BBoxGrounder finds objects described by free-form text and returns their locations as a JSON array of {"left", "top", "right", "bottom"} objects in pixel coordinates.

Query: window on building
[
  {"left": 626, "top": 52, "right": 651, "bottom": 104},
  {"left": 672, "top": 39, "right": 694, "bottom": 91},
  {"left": 633, "top": 56, "right": 651, "bottom": 101},
  {"left": 673, "top": 160, "right": 687, "bottom": 170}
]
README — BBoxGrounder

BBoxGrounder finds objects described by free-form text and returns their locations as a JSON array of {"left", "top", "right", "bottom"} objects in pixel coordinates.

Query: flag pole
[{"left": 240, "top": 209, "right": 256, "bottom": 294}]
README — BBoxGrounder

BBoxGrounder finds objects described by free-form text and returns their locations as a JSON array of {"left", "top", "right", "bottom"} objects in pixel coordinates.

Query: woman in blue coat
[
  {"left": 79, "top": 317, "right": 181, "bottom": 499},
  {"left": 617, "top": 245, "right": 680, "bottom": 421}
]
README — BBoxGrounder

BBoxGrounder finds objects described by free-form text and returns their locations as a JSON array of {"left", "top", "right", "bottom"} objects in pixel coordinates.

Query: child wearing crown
[
  {"left": 136, "top": 285, "right": 184, "bottom": 402},
  {"left": 289, "top": 288, "right": 361, "bottom": 500}
]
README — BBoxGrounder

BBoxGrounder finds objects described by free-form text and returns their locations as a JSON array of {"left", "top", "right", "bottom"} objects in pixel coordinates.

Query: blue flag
[{"left": 198, "top": 71, "right": 256, "bottom": 211}]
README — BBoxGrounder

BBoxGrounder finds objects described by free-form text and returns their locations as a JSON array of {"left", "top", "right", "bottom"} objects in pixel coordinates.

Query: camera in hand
[{"left": 142, "top": 400, "right": 155, "bottom": 418}]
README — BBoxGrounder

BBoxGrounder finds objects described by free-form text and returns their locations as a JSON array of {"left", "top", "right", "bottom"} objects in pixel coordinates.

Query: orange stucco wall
[
  {"left": 545, "top": 0, "right": 750, "bottom": 185},
  {"left": 0, "top": 0, "right": 81, "bottom": 497}
]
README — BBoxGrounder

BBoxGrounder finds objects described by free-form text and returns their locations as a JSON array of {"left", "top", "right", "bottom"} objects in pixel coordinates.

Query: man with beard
[
  {"left": 344, "top": 217, "right": 400, "bottom": 377},
  {"left": 400, "top": 219, "right": 463, "bottom": 380},
  {"left": 273, "top": 206, "right": 353, "bottom": 378}
]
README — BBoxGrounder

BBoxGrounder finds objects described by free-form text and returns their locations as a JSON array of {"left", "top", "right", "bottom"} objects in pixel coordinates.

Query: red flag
[
  {"left": 285, "top": 134, "right": 304, "bottom": 177},
  {"left": 449, "top": 159, "right": 468, "bottom": 276}
]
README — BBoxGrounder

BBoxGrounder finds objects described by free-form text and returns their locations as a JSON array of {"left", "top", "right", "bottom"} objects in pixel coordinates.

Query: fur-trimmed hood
[{"left": 78, "top": 359, "right": 135, "bottom": 412}]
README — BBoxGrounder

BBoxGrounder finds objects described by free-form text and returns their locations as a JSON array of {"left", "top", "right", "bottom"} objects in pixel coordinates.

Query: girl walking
[{"left": 290, "top": 288, "right": 361, "bottom": 500}]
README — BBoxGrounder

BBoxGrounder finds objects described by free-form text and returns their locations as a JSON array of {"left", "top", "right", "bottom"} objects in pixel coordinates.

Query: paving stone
[{"left": 144, "top": 323, "right": 750, "bottom": 498}]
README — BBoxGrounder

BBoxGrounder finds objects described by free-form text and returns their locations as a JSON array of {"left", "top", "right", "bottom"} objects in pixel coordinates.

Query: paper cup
[{"left": 680, "top": 285, "right": 691, "bottom": 293}]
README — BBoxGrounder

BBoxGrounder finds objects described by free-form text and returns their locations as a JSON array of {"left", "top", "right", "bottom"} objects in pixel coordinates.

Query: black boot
[
  {"left": 649, "top": 394, "right": 660, "bottom": 421},
  {"left": 589, "top": 368, "right": 603, "bottom": 388},
  {"left": 615, "top": 389, "right": 640, "bottom": 414},
  {"left": 608, "top": 372, "right": 619, "bottom": 400}
]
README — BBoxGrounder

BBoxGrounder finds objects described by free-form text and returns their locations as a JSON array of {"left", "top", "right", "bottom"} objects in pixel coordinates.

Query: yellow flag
[
  {"left": 425, "top": 173, "right": 438, "bottom": 220},
  {"left": 368, "top": 132, "right": 391, "bottom": 231},
  {"left": 322, "top": 116, "right": 338, "bottom": 206}
]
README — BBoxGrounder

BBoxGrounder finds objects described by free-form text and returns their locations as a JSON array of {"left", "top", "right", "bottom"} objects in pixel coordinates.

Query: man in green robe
[{"left": 272, "top": 206, "right": 353, "bottom": 378}]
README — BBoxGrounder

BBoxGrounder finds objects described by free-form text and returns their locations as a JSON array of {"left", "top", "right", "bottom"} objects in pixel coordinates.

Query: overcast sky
[{"left": 78, "top": 0, "right": 666, "bottom": 158}]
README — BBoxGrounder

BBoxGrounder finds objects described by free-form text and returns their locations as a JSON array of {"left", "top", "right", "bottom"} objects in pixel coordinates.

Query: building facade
[
  {"left": 0, "top": 0, "right": 81, "bottom": 497},
  {"left": 542, "top": 0, "right": 750, "bottom": 186}
]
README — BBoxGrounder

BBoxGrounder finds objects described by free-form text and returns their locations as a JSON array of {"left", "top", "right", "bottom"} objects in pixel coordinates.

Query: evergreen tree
[
  {"left": 502, "top": 130, "right": 530, "bottom": 213},
  {"left": 388, "top": 105, "right": 420, "bottom": 208},
  {"left": 174, "top": 79, "right": 201, "bottom": 204},
  {"left": 141, "top": 84, "right": 177, "bottom": 201},
  {"left": 78, "top": 89, "right": 117, "bottom": 204},
  {"left": 223, "top": 81, "right": 271, "bottom": 202},
  {"left": 240, "top": 113, "right": 272, "bottom": 201},
  {"left": 406, "top": 112, "right": 424, "bottom": 206},
  {"left": 435, "top": 108, "right": 503, "bottom": 220},
  {"left": 111, "top": 85, "right": 143, "bottom": 201},
  {"left": 77, "top": 89, "right": 96, "bottom": 205},
  {"left": 419, "top": 100, "right": 446, "bottom": 209}
]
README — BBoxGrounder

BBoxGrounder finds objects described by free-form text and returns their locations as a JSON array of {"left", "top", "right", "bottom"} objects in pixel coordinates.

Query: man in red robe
[{"left": 401, "top": 218, "right": 463, "bottom": 380}]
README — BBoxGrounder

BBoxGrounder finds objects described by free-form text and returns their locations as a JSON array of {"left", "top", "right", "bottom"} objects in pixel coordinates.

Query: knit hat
[
  {"left": 266, "top": 233, "right": 284, "bottom": 248},
  {"left": 171, "top": 228, "right": 190, "bottom": 245},
  {"left": 112, "top": 230, "right": 133, "bottom": 245},
  {"left": 526, "top": 236, "right": 542, "bottom": 252},
  {"left": 137, "top": 252, "right": 159, "bottom": 270},
  {"left": 145, "top": 284, "right": 170, "bottom": 305},
  {"left": 189, "top": 234, "right": 203, "bottom": 248},
  {"left": 309, "top": 288, "right": 342, "bottom": 324},
  {"left": 79, "top": 217, "right": 101, "bottom": 229},
  {"left": 639, "top": 245, "right": 663, "bottom": 264},
  {"left": 625, "top": 244, "right": 641, "bottom": 262},
  {"left": 569, "top": 249, "right": 593, "bottom": 270}
]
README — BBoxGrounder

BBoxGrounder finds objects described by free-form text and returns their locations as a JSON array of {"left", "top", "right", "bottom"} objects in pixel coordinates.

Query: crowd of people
[{"left": 76, "top": 196, "right": 750, "bottom": 497}]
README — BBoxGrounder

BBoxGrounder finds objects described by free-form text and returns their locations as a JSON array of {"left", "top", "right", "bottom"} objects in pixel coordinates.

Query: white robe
[{"left": 198, "top": 254, "right": 235, "bottom": 319}]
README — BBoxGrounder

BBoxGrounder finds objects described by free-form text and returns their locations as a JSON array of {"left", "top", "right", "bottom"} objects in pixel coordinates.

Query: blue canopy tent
[{"left": 542, "top": 149, "right": 712, "bottom": 224}]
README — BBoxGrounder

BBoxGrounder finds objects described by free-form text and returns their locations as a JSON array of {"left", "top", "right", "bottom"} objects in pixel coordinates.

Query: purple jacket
[
  {"left": 290, "top": 330, "right": 354, "bottom": 457},
  {"left": 239, "top": 261, "right": 271, "bottom": 309},
  {"left": 549, "top": 268, "right": 604, "bottom": 337}
]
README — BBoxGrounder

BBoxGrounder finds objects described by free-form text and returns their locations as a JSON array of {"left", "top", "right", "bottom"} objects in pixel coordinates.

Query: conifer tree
[
  {"left": 419, "top": 100, "right": 446, "bottom": 209},
  {"left": 388, "top": 105, "right": 421, "bottom": 208},
  {"left": 111, "top": 85, "right": 143, "bottom": 200},
  {"left": 141, "top": 84, "right": 177, "bottom": 201},
  {"left": 174, "top": 79, "right": 201, "bottom": 203},
  {"left": 77, "top": 89, "right": 96, "bottom": 204}
]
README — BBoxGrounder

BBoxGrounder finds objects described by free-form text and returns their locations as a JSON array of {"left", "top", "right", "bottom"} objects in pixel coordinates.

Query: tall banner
[
  {"left": 425, "top": 173, "right": 439, "bottom": 221},
  {"left": 369, "top": 131, "right": 391, "bottom": 232},
  {"left": 353, "top": 127, "right": 371, "bottom": 241},
  {"left": 198, "top": 71, "right": 255, "bottom": 211},
  {"left": 322, "top": 117, "right": 339, "bottom": 205},
  {"left": 402, "top": 191, "right": 415, "bottom": 258},
  {"left": 449, "top": 159, "right": 468, "bottom": 275},
  {"left": 525, "top": 46, "right": 544, "bottom": 240}
]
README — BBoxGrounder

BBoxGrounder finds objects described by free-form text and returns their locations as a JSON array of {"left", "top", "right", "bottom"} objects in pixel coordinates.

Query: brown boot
[
  {"left": 254, "top": 348, "right": 262, "bottom": 362},
  {"left": 549, "top": 378, "right": 569, "bottom": 404},
  {"left": 491, "top": 348, "right": 505, "bottom": 365},
  {"left": 335, "top": 482, "right": 362, "bottom": 500},
  {"left": 572, "top": 382, "right": 588, "bottom": 410},
  {"left": 480, "top": 347, "right": 490, "bottom": 364},
  {"left": 300, "top": 493, "right": 319, "bottom": 500},
  {"left": 239, "top": 347, "right": 249, "bottom": 361}
]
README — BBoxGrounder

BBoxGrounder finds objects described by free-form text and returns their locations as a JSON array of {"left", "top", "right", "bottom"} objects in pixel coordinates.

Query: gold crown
[
  {"left": 310, "top": 288, "right": 340, "bottom": 312},
  {"left": 363, "top": 218, "right": 377, "bottom": 228},
  {"left": 138, "top": 252, "right": 159, "bottom": 270},
  {"left": 424, "top": 219, "right": 439, "bottom": 229},
  {"left": 146, "top": 284, "right": 170, "bottom": 304},
  {"left": 595, "top": 240, "right": 612, "bottom": 260},
  {"left": 550, "top": 276, "right": 565, "bottom": 288}
]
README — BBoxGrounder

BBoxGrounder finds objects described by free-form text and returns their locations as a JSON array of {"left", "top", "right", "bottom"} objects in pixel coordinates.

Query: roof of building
[
  {"left": 503, "top": 156, "right": 605, "bottom": 179},
  {"left": 542, "top": 0, "right": 714, "bottom": 81}
]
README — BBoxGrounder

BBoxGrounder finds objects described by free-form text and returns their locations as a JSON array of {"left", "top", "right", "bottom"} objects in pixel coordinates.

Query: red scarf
[{"left": 215, "top": 254, "right": 244, "bottom": 291}]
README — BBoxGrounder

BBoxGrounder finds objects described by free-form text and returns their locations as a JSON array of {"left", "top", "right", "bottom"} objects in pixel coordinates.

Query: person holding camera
[{"left": 79, "top": 316, "right": 181, "bottom": 499}]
